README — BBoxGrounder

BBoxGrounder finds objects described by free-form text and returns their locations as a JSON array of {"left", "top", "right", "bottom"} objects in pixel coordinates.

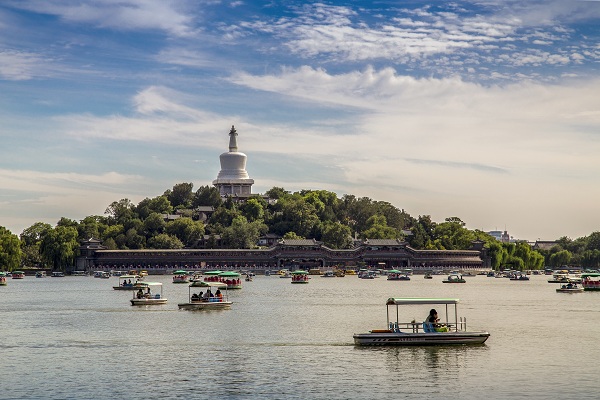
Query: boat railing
[{"left": 392, "top": 317, "right": 468, "bottom": 333}]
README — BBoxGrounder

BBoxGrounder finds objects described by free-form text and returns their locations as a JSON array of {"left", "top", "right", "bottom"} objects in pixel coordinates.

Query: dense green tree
[
  {"left": 270, "top": 195, "right": 320, "bottom": 238},
  {"left": 586, "top": 232, "right": 600, "bottom": 251},
  {"left": 265, "top": 187, "right": 288, "bottom": 200},
  {"left": 103, "top": 237, "right": 117, "bottom": 250},
  {"left": 136, "top": 196, "right": 173, "bottom": 220},
  {"left": 102, "top": 224, "right": 124, "bottom": 242},
  {"left": 204, "top": 234, "right": 219, "bottom": 249},
  {"left": 581, "top": 249, "right": 600, "bottom": 268},
  {"left": 221, "top": 216, "right": 268, "bottom": 249},
  {"left": 373, "top": 201, "right": 410, "bottom": 231},
  {"left": 549, "top": 249, "right": 572, "bottom": 267},
  {"left": 302, "top": 191, "right": 326, "bottom": 217},
  {"left": 143, "top": 213, "right": 166, "bottom": 235},
  {"left": 361, "top": 214, "right": 402, "bottom": 239},
  {"left": 432, "top": 217, "right": 475, "bottom": 250},
  {"left": 193, "top": 185, "right": 223, "bottom": 208},
  {"left": 0, "top": 226, "right": 22, "bottom": 271},
  {"left": 321, "top": 221, "right": 352, "bottom": 249},
  {"left": 165, "top": 218, "right": 205, "bottom": 247},
  {"left": 57, "top": 217, "right": 78, "bottom": 228},
  {"left": 208, "top": 207, "right": 241, "bottom": 228},
  {"left": 78, "top": 216, "right": 104, "bottom": 240},
  {"left": 239, "top": 198, "right": 265, "bottom": 222},
  {"left": 283, "top": 232, "right": 304, "bottom": 240},
  {"left": 486, "top": 241, "right": 505, "bottom": 270},
  {"left": 125, "top": 228, "right": 146, "bottom": 249},
  {"left": 40, "top": 225, "right": 79, "bottom": 271},
  {"left": 512, "top": 242, "right": 544, "bottom": 270},
  {"left": 147, "top": 233, "right": 184, "bottom": 249},
  {"left": 165, "top": 182, "right": 194, "bottom": 209},
  {"left": 105, "top": 199, "right": 135, "bottom": 225},
  {"left": 20, "top": 222, "right": 52, "bottom": 268}
]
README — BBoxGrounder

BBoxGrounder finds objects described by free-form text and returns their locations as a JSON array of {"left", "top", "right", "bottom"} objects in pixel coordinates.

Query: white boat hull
[
  {"left": 353, "top": 331, "right": 490, "bottom": 346},
  {"left": 178, "top": 301, "right": 232, "bottom": 310},
  {"left": 130, "top": 298, "right": 168, "bottom": 306},
  {"left": 556, "top": 288, "right": 584, "bottom": 293}
]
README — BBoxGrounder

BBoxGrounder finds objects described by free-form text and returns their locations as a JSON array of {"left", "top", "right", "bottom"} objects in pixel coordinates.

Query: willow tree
[{"left": 0, "top": 226, "right": 22, "bottom": 271}]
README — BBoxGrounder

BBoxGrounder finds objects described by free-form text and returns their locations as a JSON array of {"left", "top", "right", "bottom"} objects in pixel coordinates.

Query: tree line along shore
[{"left": 1, "top": 183, "right": 598, "bottom": 271}]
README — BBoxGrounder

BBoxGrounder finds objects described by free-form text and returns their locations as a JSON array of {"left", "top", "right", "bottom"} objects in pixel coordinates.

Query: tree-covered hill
[{"left": 1, "top": 183, "right": 598, "bottom": 271}]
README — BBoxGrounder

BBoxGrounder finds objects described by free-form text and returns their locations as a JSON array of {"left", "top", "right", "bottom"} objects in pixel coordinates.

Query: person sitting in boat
[
  {"left": 191, "top": 293, "right": 199, "bottom": 301},
  {"left": 136, "top": 288, "right": 144, "bottom": 299},
  {"left": 215, "top": 289, "right": 223, "bottom": 301},
  {"left": 427, "top": 309, "right": 448, "bottom": 332},
  {"left": 204, "top": 290, "right": 212, "bottom": 300}
]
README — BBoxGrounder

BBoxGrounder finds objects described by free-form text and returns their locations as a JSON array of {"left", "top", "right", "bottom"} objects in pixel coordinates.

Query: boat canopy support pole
[{"left": 454, "top": 305, "right": 458, "bottom": 331}]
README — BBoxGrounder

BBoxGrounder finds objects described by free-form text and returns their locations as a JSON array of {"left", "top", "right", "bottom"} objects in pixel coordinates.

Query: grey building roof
[
  {"left": 362, "top": 239, "right": 406, "bottom": 246},
  {"left": 278, "top": 239, "right": 322, "bottom": 246}
]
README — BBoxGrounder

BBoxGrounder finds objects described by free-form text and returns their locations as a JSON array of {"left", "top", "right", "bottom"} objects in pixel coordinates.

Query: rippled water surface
[{"left": 1, "top": 274, "right": 598, "bottom": 399}]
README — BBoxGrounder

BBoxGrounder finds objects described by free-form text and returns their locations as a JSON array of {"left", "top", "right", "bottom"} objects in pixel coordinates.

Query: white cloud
[
  {"left": 0, "top": 169, "right": 145, "bottom": 233},
  {"left": 0, "top": 50, "right": 50, "bottom": 80},
  {"left": 155, "top": 47, "right": 215, "bottom": 68},
  {"left": 54, "top": 86, "right": 238, "bottom": 148},
  {"left": 224, "top": 66, "right": 600, "bottom": 238},
  {"left": 7, "top": 0, "right": 197, "bottom": 37}
]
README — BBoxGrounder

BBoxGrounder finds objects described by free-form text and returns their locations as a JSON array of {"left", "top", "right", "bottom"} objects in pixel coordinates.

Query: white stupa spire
[
  {"left": 212, "top": 125, "right": 254, "bottom": 196},
  {"left": 228, "top": 125, "right": 238, "bottom": 152}
]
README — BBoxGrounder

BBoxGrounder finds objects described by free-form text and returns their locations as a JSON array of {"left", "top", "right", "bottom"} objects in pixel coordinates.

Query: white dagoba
[{"left": 212, "top": 125, "right": 254, "bottom": 196}]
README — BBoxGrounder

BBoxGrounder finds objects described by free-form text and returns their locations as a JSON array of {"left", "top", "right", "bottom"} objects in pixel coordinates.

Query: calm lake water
[{"left": 1, "top": 273, "right": 598, "bottom": 399}]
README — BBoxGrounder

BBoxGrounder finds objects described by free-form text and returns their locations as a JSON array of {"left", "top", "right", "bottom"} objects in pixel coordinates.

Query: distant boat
[
  {"left": 12, "top": 271, "right": 25, "bottom": 279},
  {"left": 291, "top": 270, "right": 310, "bottom": 284},
  {"left": 442, "top": 274, "right": 466, "bottom": 283},
  {"left": 556, "top": 283, "right": 584, "bottom": 293},
  {"left": 387, "top": 270, "right": 410, "bottom": 281}
]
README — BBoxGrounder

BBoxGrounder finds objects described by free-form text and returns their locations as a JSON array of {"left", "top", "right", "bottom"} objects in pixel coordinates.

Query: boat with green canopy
[
  {"left": 291, "top": 270, "right": 309, "bottom": 284},
  {"left": 582, "top": 273, "right": 600, "bottom": 291},
  {"left": 218, "top": 271, "right": 242, "bottom": 289},
  {"left": 12, "top": 271, "right": 25, "bottom": 279},
  {"left": 172, "top": 270, "right": 190, "bottom": 284},
  {"left": 353, "top": 297, "right": 490, "bottom": 346},
  {"left": 387, "top": 269, "right": 410, "bottom": 281}
]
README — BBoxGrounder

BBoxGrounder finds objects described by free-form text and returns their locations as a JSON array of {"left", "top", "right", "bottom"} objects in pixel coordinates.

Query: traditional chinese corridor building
[{"left": 77, "top": 238, "right": 489, "bottom": 273}]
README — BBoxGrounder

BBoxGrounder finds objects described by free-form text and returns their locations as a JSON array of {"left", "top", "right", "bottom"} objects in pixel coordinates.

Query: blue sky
[{"left": 1, "top": 0, "right": 600, "bottom": 241}]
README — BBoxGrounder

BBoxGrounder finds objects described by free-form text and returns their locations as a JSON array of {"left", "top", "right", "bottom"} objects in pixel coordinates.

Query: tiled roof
[
  {"left": 278, "top": 239, "right": 322, "bottom": 246},
  {"left": 363, "top": 239, "right": 405, "bottom": 246}
]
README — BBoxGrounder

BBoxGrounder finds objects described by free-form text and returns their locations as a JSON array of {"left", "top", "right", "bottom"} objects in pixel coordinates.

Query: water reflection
[{"left": 1, "top": 274, "right": 599, "bottom": 399}]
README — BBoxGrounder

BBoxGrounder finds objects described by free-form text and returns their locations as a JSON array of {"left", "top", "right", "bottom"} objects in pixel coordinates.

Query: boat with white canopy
[
  {"left": 178, "top": 281, "right": 232, "bottom": 310},
  {"left": 113, "top": 274, "right": 142, "bottom": 290},
  {"left": 130, "top": 282, "right": 167, "bottom": 305},
  {"left": 353, "top": 298, "right": 490, "bottom": 346}
]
